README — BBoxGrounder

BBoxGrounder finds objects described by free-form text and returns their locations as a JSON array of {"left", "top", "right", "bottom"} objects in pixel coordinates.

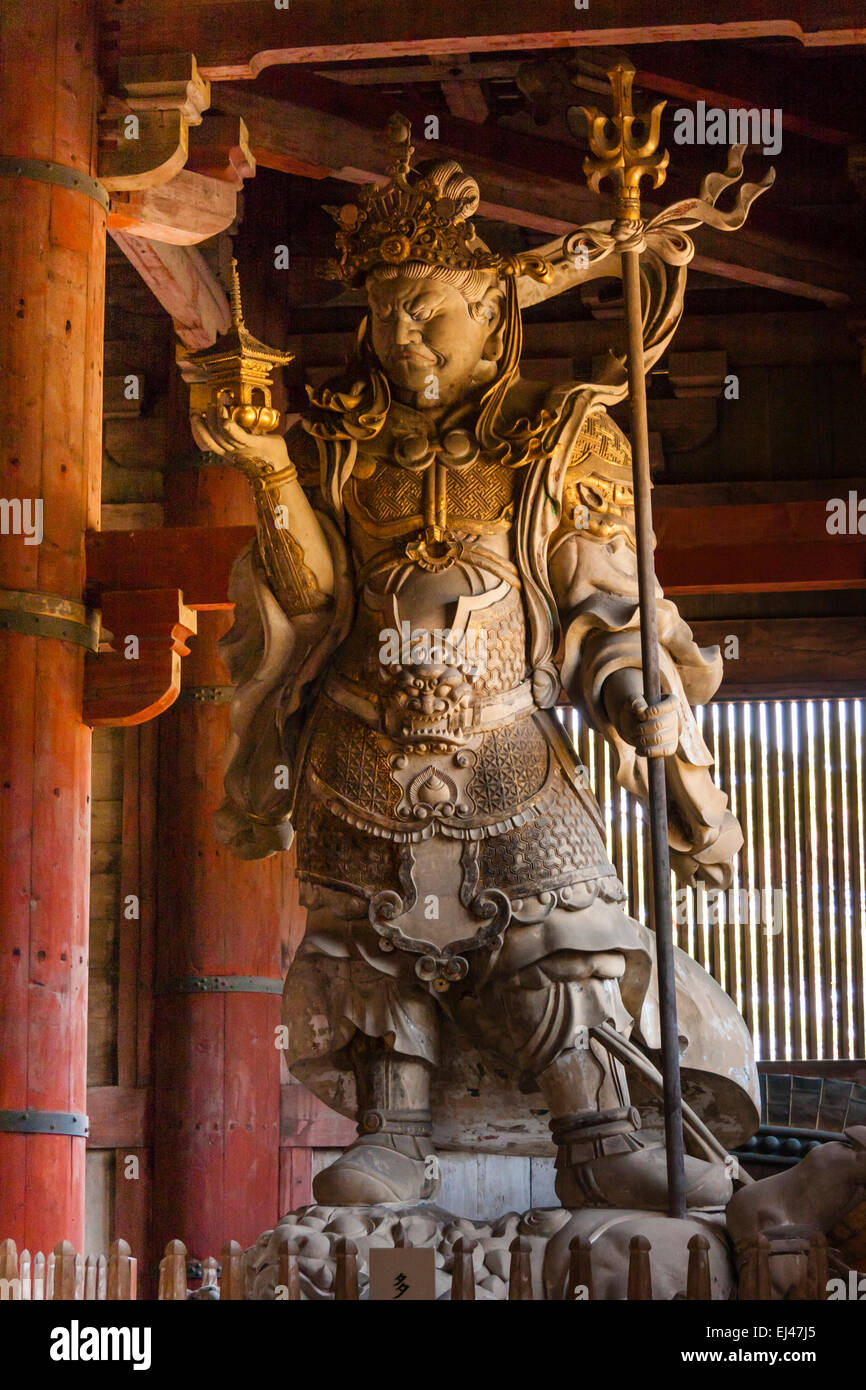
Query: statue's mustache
[{"left": 387, "top": 343, "right": 443, "bottom": 367}]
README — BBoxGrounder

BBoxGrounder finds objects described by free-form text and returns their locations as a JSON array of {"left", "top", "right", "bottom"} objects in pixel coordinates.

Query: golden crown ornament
[{"left": 325, "top": 114, "right": 551, "bottom": 289}]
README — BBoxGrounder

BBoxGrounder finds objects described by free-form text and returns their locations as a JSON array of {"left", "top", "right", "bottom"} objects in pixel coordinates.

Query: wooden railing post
[
  {"left": 0, "top": 1239, "right": 17, "bottom": 1283},
  {"left": 0, "top": 1238, "right": 18, "bottom": 1300},
  {"left": 567, "top": 1235, "right": 594, "bottom": 1300},
  {"left": 52, "top": 1240, "right": 79, "bottom": 1300},
  {"left": 508, "top": 1236, "right": 534, "bottom": 1300},
  {"left": 158, "top": 1239, "right": 188, "bottom": 1300},
  {"left": 627, "top": 1235, "right": 653, "bottom": 1301},
  {"left": 220, "top": 1240, "right": 247, "bottom": 1301},
  {"left": 451, "top": 1237, "right": 476, "bottom": 1301},
  {"left": 686, "top": 1233, "right": 712, "bottom": 1300},
  {"left": 738, "top": 1232, "right": 770, "bottom": 1301},
  {"left": 108, "top": 1239, "right": 137, "bottom": 1301},
  {"left": 20, "top": 1250, "right": 32, "bottom": 1301},
  {"left": 334, "top": 1237, "right": 359, "bottom": 1301},
  {"left": 277, "top": 1236, "right": 301, "bottom": 1301}
]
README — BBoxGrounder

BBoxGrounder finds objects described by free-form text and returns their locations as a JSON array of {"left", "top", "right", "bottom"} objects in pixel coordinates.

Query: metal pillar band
[
  {"left": 0, "top": 156, "right": 110, "bottom": 213},
  {"left": 177, "top": 684, "right": 234, "bottom": 705},
  {"left": 157, "top": 975, "right": 283, "bottom": 995},
  {"left": 0, "top": 587, "right": 101, "bottom": 651},
  {"left": 0, "top": 1108, "right": 89, "bottom": 1137}
]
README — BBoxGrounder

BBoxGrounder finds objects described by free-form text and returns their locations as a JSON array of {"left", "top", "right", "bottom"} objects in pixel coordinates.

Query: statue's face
[{"left": 367, "top": 272, "right": 501, "bottom": 409}]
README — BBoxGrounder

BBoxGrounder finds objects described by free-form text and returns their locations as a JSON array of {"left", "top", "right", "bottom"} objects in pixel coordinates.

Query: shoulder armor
[
  {"left": 568, "top": 410, "right": 632, "bottom": 483},
  {"left": 562, "top": 410, "right": 636, "bottom": 548}
]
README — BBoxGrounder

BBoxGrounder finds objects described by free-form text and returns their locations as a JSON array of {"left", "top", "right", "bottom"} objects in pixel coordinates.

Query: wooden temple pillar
[
  {"left": 0, "top": 0, "right": 106, "bottom": 1249},
  {"left": 150, "top": 437, "right": 287, "bottom": 1263}
]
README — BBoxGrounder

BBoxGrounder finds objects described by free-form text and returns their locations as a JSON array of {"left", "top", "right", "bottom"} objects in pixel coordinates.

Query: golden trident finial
[{"left": 579, "top": 59, "right": 669, "bottom": 223}]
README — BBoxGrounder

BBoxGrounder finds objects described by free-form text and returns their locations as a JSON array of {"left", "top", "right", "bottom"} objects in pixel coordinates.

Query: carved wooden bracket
[
  {"left": 187, "top": 116, "right": 256, "bottom": 189},
  {"left": 118, "top": 52, "right": 211, "bottom": 122},
  {"left": 99, "top": 55, "right": 254, "bottom": 243},
  {"left": 99, "top": 54, "right": 210, "bottom": 192},
  {"left": 667, "top": 351, "right": 729, "bottom": 400},
  {"left": 609, "top": 396, "right": 719, "bottom": 455},
  {"left": 108, "top": 169, "right": 240, "bottom": 245},
  {"left": 83, "top": 588, "right": 196, "bottom": 728},
  {"left": 99, "top": 108, "right": 191, "bottom": 193}
]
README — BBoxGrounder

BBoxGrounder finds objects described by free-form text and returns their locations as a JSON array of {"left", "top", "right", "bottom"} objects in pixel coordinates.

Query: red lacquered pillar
[
  {"left": 0, "top": 0, "right": 105, "bottom": 1249},
  {"left": 150, "top": 454, "right": 288, "bottom": 1263}
]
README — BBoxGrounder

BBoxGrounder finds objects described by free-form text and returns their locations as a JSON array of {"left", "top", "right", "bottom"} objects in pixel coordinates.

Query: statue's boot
[
  {"left": 311, "top": 1035, "right": 440, "bottom": 1205},
  {"left": 312, "top": 1131, "right": 438, "bottom": 1205},
  {"left": 532, "top": 997, "right": 732, "bottom": 1212},
  {"left": 551, "top": 1107, "right": 733, "bottom": 1211}
]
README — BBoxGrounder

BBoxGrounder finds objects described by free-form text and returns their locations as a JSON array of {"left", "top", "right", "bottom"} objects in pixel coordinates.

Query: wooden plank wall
[{"left": 565, "top": 699, "right": 866, "bottom": 1063}]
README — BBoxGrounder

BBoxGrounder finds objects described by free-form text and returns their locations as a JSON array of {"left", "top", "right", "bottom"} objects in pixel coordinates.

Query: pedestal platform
[{"left": 244, "top": 1202, "right": 734, "bottom": 1300}]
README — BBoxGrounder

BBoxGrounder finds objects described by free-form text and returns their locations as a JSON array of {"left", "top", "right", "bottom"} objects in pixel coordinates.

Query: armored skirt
[{"left": 282, "top": 685, "right": 756, "bottom": 1156}]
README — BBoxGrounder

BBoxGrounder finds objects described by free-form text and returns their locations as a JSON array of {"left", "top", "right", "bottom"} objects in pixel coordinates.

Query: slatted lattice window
[{"left": 558, "top": 700, "right": 866, "bottom": 1061}]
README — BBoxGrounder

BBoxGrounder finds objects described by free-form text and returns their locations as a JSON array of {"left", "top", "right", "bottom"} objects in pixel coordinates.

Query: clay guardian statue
[{"left": 191, "top": 114, "right": 769, "bottom": 1215}]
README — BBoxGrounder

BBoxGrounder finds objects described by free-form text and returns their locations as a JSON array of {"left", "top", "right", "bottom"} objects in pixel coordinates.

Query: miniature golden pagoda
[{"left": 187, "top": 258, "right": 293, "bottom": 434}]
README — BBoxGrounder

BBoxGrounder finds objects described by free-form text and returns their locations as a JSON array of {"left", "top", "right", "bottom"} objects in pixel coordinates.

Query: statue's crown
[{"left": 324, "top": 114, "right": 498, "bottom": 286}]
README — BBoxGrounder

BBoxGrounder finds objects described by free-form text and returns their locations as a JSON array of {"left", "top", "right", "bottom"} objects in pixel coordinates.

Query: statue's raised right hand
[{"left": 190, "top": 402, "right": 291, "bottom": 479}]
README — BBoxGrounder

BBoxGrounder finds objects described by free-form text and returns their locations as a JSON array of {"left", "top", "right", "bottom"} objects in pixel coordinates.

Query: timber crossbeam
[{"left": 85, "top": 504, "right": 866, "bottom": 610}]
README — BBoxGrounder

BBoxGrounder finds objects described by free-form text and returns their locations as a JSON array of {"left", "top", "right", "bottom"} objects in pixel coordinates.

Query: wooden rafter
[
  {"left": 98, "top": 1, "right": 866, "bottom": 82},
  {"left": 436, "top": 55, "right": 490, "bottom": 125},
  {"left": 212, "top": 79, "right": 862, "bottom": 304},
  {"left": 85, "top": 498, "right": 866, "bottom": 615},
  {"left": 109, "top": 231, "right": 230, "bottom": 349}
]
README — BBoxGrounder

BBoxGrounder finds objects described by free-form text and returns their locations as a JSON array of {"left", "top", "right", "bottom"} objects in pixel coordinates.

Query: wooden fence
[
  {"left": 0, "top": 1238, "right": 136, "bottom": 1300},
  {"left": 0, "top": 1230, "right": 832, "bottom": 1300}
]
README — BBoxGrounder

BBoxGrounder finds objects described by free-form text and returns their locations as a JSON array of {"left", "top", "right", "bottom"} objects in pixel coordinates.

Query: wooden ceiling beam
[
  {"left": 289, "top": 310, "right": 861, "bottom": 372},
  {"left": 108, "top": 231, "right": 230, "bottom": 349},
  {"left": 317, "top": 50, "right": 863, "bottom": 148},
  {"left": 691, "top": 617, "right": 866, "bottom": 699},
  {"left": 319, "top": 59, "right": 522, "bottom": 87},
  {"left": 436, "top": 55, "right": 490, "bottom": 125},
  {"left": 98, "top": 2, "right": 866, "bottom": 81},
  {"left": 213, "top": 82, "right": 863, "bottom": 303},
  {"left": 626, "top": 39, "right": 866, "bottom": 146},
  {"left": 632, "top": 67, "right": 857, "bottom": 147}
]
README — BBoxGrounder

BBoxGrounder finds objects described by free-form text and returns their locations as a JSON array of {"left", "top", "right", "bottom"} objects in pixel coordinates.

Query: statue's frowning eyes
[{"left": 371, "top": 300, "right": 437, "bottom": 323}]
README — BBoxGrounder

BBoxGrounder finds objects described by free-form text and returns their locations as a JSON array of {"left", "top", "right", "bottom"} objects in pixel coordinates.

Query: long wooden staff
[{"left": 579, "top": 60, "right": 687, "bottom": 1219}]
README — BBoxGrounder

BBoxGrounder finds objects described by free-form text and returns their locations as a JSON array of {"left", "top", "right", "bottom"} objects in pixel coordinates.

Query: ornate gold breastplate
[{"left": 345, "top": 451, "right": 517, "bottom": 539}]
